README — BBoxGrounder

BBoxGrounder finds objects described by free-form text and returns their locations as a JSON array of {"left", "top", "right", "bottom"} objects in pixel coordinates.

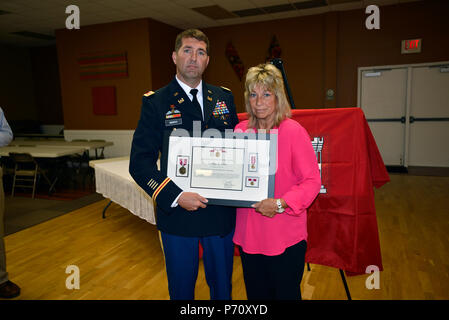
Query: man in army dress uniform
[{"left": 129, "top": 29, "right": 239, "bottom": 300}]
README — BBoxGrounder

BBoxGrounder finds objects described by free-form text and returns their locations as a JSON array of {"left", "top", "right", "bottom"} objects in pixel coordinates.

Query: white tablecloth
[{"left": 94, "top": 159, "right": 156, "bottom": 224}]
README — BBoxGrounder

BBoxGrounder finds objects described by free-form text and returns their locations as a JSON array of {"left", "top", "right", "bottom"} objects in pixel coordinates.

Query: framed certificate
[{"left": 161, "top": 130, "right": 277, "bottom": 207}]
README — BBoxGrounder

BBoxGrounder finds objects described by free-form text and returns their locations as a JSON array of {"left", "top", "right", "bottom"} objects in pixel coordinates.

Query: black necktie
[{"left": 190, "top": 89, "right": 203, "bottom": 119}]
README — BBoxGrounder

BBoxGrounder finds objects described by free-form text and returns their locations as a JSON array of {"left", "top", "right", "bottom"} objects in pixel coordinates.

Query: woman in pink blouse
[{"left": 234, "top": 63, "right": 321, "bottom": 300}]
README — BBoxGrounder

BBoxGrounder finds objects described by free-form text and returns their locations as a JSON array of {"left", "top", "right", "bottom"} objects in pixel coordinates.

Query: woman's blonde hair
[{"left": 244, "top": 63, "right": 291, "bottom": 129}]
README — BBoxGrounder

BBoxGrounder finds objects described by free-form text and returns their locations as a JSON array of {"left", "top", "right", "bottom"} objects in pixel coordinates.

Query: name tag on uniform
[
  {"left": 165, "top": 118, "right": 182, "bottom": 126},
  {"left": 165, "top": 105, "right": 182, "bottom": 126}
]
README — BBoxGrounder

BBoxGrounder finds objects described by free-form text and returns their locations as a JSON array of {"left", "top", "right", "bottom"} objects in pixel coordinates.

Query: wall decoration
[
  {"left": 78, "top": 51, "right": 128, "bottom": 80},
  {"left": 92, "top": 86, "right": 117, "bottom": 115},
  {"left": 225, "top": 42, "right": 244, "bottom": 81},
  {"left": 266, "top": 35, "right": 282, "bottom": 61}
]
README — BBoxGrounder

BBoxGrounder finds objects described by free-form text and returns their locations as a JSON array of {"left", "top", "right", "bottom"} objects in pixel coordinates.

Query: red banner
[
  {"left": 238, "top": 108, "right": 389, "bottom": 275},
  {"left": 92, "top": 86, "right": 117, "bottom": 115}
]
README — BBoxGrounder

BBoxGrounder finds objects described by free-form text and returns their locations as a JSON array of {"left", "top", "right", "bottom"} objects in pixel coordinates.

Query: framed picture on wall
[{"left": 92, "top": 86, "right": 116, "bottom": 115}]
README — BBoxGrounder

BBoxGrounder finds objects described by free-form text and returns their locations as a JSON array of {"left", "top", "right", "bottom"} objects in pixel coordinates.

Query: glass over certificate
[{"left": 161, "top": 130, "right": 277, "bottom": 207}]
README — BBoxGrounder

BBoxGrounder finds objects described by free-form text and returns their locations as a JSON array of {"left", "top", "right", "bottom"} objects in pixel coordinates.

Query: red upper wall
[
  {"left": 203, "top": 14, "right": 325, "bottom": 113},
  {"left": 56, "top": 19, "right": 152, "bottom": 130},
  {"left": 204, "top": 0, "right": 449, "bottom": 113},
  {"left": 148, "top": 20, "right": 181, "bottom": 92},
  {"left": 53, "top": 0, "right": 448, "bottom": 129}
]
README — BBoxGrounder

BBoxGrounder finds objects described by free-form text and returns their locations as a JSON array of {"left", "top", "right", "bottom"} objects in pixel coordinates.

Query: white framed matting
[{"left": 161, "top": 130, "right": 277, "bottom": 207}]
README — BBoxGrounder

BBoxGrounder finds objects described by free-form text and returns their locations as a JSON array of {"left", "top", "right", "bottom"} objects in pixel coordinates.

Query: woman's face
[{"left": 248, "top": 85, "right": 277, "bottom": 122}]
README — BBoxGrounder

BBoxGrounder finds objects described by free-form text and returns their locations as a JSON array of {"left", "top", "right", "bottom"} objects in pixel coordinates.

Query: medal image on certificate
[
  {"left": 176, "top": 155, "right": 189, "bottom": 177},
  {"left": 245, "top": 176, "right": 259, "bottom": 188},
  {"left": 161, "top": 129, "right": 277, "bottom": 207},
  {"left": 248, "top": 153, "right": 258, "bottom": 172}
]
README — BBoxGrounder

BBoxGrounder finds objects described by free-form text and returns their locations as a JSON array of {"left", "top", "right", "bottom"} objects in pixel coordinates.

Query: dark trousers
[
  {"left": 160, "top": 230, "right": 235, "bottom": 300},
  {"left": 239, "top": 240, "right": 307, "bottom": 300},
  {"left": 0, "top": 167, "right": 8, "bottom": 285}
]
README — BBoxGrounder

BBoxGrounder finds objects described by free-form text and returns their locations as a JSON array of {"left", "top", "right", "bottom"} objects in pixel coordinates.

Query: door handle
[
  {"left": 401, "top": 117, "right": 406, "bottom": 123},
  {"left": 409, "top": 116, "right": 415, "bottom": 123}
]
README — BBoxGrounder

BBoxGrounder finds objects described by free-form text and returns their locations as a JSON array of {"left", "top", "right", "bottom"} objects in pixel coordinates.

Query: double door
[{"left": 359, "top": 62, "right": 449, "bottom": 167}]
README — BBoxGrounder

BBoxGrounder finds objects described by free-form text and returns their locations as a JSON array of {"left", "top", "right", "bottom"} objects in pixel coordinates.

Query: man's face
[{"left": 172, "top": 37, "right": 209, "bottom": 86}]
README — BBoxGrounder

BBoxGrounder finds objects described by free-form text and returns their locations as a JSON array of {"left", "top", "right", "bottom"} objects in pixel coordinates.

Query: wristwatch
[{"left": 275, "top": 199, "right": 285, "bottom": 213}]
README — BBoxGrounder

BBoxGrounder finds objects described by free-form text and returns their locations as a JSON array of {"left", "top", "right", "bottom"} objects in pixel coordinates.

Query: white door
[
  {"left": 360, "top": 68, "right": 408, "bottom": 166},
  {"left": 408, "top": 65, "right": 449, "bottom": 167}
]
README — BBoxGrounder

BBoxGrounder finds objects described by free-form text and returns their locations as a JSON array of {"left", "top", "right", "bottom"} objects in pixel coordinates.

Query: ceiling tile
[
  {"left": 249, "top": 0, "right": 291, "bottom": 6},
  {"left": 171, "top": 0, "right": 216, "bottom": 8},
  {"left": 216, "top": 0, "right": 257, "bottom": 11},
  {"left": 0, "top": 0, "right": 424, "bottom": 46}
]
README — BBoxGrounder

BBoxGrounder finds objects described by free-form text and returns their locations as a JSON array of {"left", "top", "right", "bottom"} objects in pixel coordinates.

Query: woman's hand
[{"left": 252, "top": 198, "right": 278, "bottom": 218}]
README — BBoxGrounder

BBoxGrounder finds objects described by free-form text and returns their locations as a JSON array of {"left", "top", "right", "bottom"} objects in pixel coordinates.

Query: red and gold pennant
[
  {"left": 266, "top": 35, "right": 281, "bottom": 61},
  {"left": 225, "top": 42, "right": 244, "bottom": 81}
]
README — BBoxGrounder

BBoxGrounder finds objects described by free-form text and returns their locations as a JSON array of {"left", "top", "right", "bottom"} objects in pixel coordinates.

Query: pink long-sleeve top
[{"left": 233, "top": 118, "right": 321, "bottom": 256}]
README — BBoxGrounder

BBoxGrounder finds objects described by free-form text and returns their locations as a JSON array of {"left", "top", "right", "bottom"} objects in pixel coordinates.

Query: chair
[
  {"left": 65, "top": 146, "right": 90, "bottom": 190},
  {"left": 0, "top": 157, "right": 14, "bottom": 177},
  {"left": 9, "top": 153, "right": 52, "bottom": 199}
]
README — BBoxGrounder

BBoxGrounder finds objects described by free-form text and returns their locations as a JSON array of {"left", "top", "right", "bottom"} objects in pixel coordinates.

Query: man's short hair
[{"left": 174, "top": 29, "right": 210, "bottom": 55}]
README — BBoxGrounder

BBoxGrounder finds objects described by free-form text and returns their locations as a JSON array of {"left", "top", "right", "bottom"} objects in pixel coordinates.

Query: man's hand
[
  {"left": 178, "top": 192, "right": 208, "bottom": 211},
  {"left": 252, "top": 198, "right": 278, "bottom": 218}
]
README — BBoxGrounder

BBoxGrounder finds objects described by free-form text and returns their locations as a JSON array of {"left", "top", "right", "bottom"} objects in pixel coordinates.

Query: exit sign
[{"left": 401, "top": 38, "right": 422, "bottom": 54}]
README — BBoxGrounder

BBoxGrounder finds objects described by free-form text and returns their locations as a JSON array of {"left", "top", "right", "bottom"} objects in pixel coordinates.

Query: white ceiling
[{"left": 0, "top": 0, "right": 421, "bottom": 47}]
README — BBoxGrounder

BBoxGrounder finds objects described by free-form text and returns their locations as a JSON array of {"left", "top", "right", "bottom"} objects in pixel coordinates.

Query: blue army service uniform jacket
[{"left": 129, "top": 78, "right": 239, "bottom": 237}]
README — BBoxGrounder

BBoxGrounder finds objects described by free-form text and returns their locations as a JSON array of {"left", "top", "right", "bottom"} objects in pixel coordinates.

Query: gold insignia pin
[
  {"left": 208, "top": 90, "right": 212, "bottom": 94},
  {"left": 174, "top": 92, "right": 179, "bottom": 96},
  {"left": 207, "top": 96, "right": 212, "bottom": 101},
  {"left": 178, "top": 98, "right": 184, "bottom": 104}
]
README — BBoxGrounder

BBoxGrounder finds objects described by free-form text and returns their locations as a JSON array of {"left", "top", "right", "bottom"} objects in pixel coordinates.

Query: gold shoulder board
[{"left": 143, "top": 90, "right": 155, "bottom": 97}]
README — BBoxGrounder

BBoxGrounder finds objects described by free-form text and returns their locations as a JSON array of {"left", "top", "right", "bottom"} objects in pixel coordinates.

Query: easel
[
  {"left": 306, "top": 263, "right": 352, "bottom": 300},
  {"left": 271, "top": 58, "right": 352, "bottom": 300}
]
